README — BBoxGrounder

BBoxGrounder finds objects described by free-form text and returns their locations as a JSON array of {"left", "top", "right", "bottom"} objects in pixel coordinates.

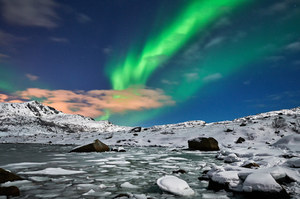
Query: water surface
[{"left": 0, "top": 144, "right": 232, "bottom": 199}]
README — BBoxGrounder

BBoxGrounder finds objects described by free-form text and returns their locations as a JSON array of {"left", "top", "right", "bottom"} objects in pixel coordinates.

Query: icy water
[{"left": 0, "top": 144, "right": 233, "bottom": 199}]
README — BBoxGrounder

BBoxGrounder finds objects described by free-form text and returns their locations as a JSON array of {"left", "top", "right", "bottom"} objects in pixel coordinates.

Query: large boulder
[
  {"left": 0, "top": 186, "right": 20, "bottom": 197},
  {"left": 70, "top": 139, "right": 110, "bottom": 153},
  {"left": 0, "top": 168, "right": 23, "bottom": 183},
  {"left": 236, "top": 137, "right": 245, "bottom": 144},
  {"left": 188, "top": 137, "right": 220, "bottom": 151}
]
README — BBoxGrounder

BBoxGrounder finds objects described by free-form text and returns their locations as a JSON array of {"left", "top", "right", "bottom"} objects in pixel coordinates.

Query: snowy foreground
[{"left": 0, "top": 101, "right": 300, "bottom": 198}]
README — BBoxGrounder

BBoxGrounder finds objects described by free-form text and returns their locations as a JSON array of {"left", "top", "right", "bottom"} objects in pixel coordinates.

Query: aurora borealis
[
  {"left": 0, "top": 0, "right": 299, "bottom": 126},
  {"left": 107, "top": 0, "right": 249, "bottom": 90}
]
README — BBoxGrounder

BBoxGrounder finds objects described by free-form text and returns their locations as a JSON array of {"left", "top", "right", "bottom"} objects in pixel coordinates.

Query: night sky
[{"left": 0, "top": 0, "right": 299, "bottom": 126}]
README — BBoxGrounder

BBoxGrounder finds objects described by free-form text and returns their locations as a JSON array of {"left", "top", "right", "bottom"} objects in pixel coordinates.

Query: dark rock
[
  {"left": 198, "top": 175, "right": 209, "bottom": 181},
  {"left": 0, "top": 168, "right": 23, "bottom": 183},
  {"left": 237, "top": 190, "right": 290, "bottom": 199},
  {"left": 224, "top": 128, "right": 234, "bottom": 132},
  {"left": 281, "top": 154, "right": 297, "bottom": 159},
  {"left": 69, "top": 139, "right": 109, "bottom": 153},
  {"left": 129, "top": 127, "right": 141, "bottom": 133},
  {"left": 236, "top": 137, "right": 246, "bottom": 144},
  {"left": 133, "top": 133, "right": 138, "bottom": 136},
  {"left": 188, "top": 137, "right": 220, "bottom": 151},
  {"left": 242, "top": 163, "right": 260, "bottom": 168},
  {"left": 172, "top": 169, "right": 187, "bottom": 174},
  {"left": 240, "top": 122, "right": 247, "bottom": 127},
  {"left": 208, "top": 180, "right": 230, "bottom": 191},
  {"left": 0, "top": 186, "right": 20, "bottom": 197},
  {"left": 113, "top": 193, "right": 131, "bottom": 198}
]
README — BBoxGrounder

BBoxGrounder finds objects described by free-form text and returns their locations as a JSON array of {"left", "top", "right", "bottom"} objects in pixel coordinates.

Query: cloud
[
  {"left": 266, "top": 1, "right": 289, "bottom": 14},
  {"left": 25, "top": 73, "right": 39, "bottom": 81},
  {"left": 1, "top": 0, "right": 59, "bottom": 28},
  {"left": 0, "top": 30, "right": 25, "bottom": 48},
  {"left": 3, "top": 88, "right": 174, "bottom": 118},
  {"left": 161, "top": 79, "right": 179, "bottom": 85},
  {"left": 203, "top": 73, "right": 223, "bottom": 82},
  {"left": 50, "top": 37, "right": 69, "bottom": 43},
  {"left": 204, "top": 37, "right": 225, "bottom": 49},
  {"left": 184, "top": 73, "right": 199, "bottom": 82},
  {"left": 286, "top": 42, "right": 300, "bottom": 51},
  {"left": 0, "top": 53, "right": 9, "bottom": 59},
  {"left": 77, "top": 13, "right": 91, "bottom": 24}
]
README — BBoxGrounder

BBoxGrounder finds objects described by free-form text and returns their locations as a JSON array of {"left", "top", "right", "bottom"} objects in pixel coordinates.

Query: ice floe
[{"left": 18, "top": 167, "right": 86, "bottom": 175}]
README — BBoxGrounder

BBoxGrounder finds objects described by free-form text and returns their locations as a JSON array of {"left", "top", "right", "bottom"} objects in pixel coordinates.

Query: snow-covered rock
[
  {"left": 285, "top": 158, "right": 300, "bottom": 168},
  {"left": 224, "top": 153, "right": 240, "bottom": 163},
  {"left": 272, "top": 134, "right": 300, "bottom": 152},
  {"left": 242, "top": 173, "right": 282, "bottom": 193},
  {"left": 156, "top": 175, "right": 195, "bottom": 196}
]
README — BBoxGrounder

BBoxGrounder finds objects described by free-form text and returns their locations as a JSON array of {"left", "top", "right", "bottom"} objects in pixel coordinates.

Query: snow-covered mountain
[
  {"left": 0, "top": 100, "right": 299, "bottom": 148},
  {"left": 0, "top": 101, "right": 130, "bottom": 144}
]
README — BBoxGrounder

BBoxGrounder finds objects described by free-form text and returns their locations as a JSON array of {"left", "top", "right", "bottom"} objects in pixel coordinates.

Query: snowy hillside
[
  {"left": 0, "top": 101, "right": 130, "bottom": 144},
  {"left": 0, "top": 101, "right": 299, "bottom": 149}
]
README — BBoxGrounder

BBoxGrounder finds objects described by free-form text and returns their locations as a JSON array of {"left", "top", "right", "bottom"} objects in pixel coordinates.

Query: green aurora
[
  {"left": 106, "top": 0, "right": 250, "bottom": 90},
  {"left": 106, "top": 0, "right": 300, "bottom": 125}
]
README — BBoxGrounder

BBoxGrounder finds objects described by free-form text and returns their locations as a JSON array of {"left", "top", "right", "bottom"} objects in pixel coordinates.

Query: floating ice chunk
[
  {"left": 163, "top": 157, "right": 188, "bottom": 161},
  {"left": 35, "top": 193, "right": 59, "bottom": 198},
  {"left": 202, "top": 192, "right": 230, "bottom": 199},
  {"left": 3, "top": 162, "right": 46, "bottom": 169},
  {"left": 120, "top": 182, "right": 139, "bottom": 189},
  {"left": 133, "top": 194, "right": 148, "bottom": 199},
  {"left": 29, "top": 176, "right": 50, "bottom": 182},
  {"left": 18, "top": 167, "right": 86, "bottom": 175},
  {"left": 83, "top": 189, "right": 95, "bottom": 195},
  {"left": 242, "top": 172, "right": 282, "bottom": 192},
  {"left": 101, "top": 165, "right": 116, "bottom": 168},
  {"left": 106, "top": 160, "right": 130, "bottom": 165},
  {"left": 156, "top": 175, "right": 195, "bottom": 196},
  {"left": 1, "top": 180, "right": 32, "bottom": 187}
]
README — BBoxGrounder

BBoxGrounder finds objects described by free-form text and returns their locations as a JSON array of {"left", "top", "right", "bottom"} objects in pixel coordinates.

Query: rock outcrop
[
  {"left": 70, "top": 139, "right": 110, "bottom": 152},
  {"left": 188, "top": 137, "right": 219, "bottom": 151},
  {"left": 0, "top": 168, "right": 23, "bottom": 183},
  {"left": 0, "top": 186, "right": 20, "bottom": 197}
]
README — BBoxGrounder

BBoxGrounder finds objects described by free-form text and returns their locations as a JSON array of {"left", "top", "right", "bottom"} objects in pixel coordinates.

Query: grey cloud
[{"left": 1, "top": 0, "right": 59, "bottom": 28}]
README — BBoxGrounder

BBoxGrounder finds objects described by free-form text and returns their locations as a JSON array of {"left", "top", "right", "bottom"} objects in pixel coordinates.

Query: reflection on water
[{"left": 0, "top": 144, "right": 228, "bottom": 199}]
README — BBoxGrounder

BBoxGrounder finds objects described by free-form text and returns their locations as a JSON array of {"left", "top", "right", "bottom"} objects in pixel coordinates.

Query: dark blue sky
[{"left": 0, "top": 0, "right": 299, "bottom": 126}]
